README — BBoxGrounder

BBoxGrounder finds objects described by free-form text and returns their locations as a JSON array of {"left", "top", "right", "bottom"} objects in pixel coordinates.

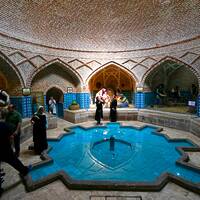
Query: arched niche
[
  {"left": 144, "top": 60, "right": 199, "bottom": 112},
  {"left": 0, "top": 57, "right": 23, "bottom": 95},
  {"left": 89, "top": 64, "right": 136, "bottom": 103},
  {"left": 145, "top": 60, "right": 198, "bottom": 91},
  {"left": 31, "top": 62, "right": 81, "bottom": 94}
]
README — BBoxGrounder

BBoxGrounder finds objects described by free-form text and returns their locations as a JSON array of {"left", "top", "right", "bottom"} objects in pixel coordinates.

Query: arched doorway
[
  {"left": 89, "top": 64, "right": 136, "bottom": 105},
  {"left": 144, "top": 60, "right": 199, "bottom": 113},
  {"left": 46, "top": 87, "right": 64, "bottom": 118}
]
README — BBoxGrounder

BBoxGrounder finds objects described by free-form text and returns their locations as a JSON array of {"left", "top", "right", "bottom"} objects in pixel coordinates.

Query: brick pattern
[
  {"left": 1, "top": 47, "right": 200, "bottom": 89},
  {"left": 0, "top": 1, "right": 200, "bottom": 115},
  {"left": 2, "top": 49, "right": 200, "bottom": 89},
  {"left": 0, "top": 1, "right": 199, "bottom": 52},
  {"left": 31, "top": 71, "right": 76, "bottom": 94}
]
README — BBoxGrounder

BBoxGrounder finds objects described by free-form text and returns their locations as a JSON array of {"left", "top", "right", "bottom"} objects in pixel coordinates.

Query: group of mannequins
[
  {"left": 94, "top": 88, "right": 129, "bottom": 124},
  {"left": 155, "top": 83, "right": 198, "bottom": 106}
]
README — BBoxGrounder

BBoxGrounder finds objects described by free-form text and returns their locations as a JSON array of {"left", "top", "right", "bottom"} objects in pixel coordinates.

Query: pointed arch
[
  {"left": 86, "top": 61, "right": 139, "bottom": 84},
  {"left": 28, "top": 58, "right": 83, "bottom": 87},
  {"left": 88, "top": 62, "right": 137, "bottom": 105},
  {"left": 0, "top": 51, "right": 25, "bottom": 87},
  {"left": 44, "top": 85, "right": 65, "bottom": 95},
  {"left": 141, "top": 56, "right": 200, "bottom": 87}
]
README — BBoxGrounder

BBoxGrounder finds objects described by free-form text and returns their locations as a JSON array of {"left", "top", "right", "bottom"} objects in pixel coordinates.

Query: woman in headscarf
[{"left": 31, "top": 106, "right": 48, "bottom": 154}]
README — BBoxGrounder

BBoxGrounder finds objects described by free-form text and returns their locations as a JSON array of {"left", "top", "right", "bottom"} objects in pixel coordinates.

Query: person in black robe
[
  {"left": 110, "top": 95, "right": 117, "bottom": 122},
  {"left": 191, "top": 84, "right": 198, "bottom": 100},
  {"left": 95, "top": 96, "right": 103, "bottom": 125},
  {"left": 31, "top": 106, "right": 48, "bottom": 155}
]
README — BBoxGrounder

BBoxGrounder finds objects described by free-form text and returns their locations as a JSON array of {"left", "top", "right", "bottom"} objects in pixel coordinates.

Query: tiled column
[
  {"left": 10, "top": 96, "right": 32, "bottom": 118},
  {"left": 134, "top": 92, "right": 145, "bottom": 109},
  {"left": 10, "top": 96, "right": 23, "bottom": 114},
  {"left": 22, "top": 96, "right": 32, "bottom": 118},
  {"left": 43, "top": 95, "right": 47, "bottom": 112}
]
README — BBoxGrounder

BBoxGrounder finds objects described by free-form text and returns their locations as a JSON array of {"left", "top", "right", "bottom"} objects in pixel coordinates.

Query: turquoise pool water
[{"left": 30, "top": 123, "right": 200, "bottom": 183}]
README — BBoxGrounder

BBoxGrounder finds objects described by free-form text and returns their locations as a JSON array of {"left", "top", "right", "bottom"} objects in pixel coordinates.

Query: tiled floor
[{"left": 1, "top": 118, "right": 200, "bottom": 200}]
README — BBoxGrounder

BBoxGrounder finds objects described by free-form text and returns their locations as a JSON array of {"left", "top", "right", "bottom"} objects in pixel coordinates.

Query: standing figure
[
  {"left": 110, "top": 95, "right": 117, "bottom": 122},
  {"left": 0, "top": 108, "right": 30, "bottom": 178},
  {"left": 155, "top": 84, "right": 166, "bottom": 105},
  {"left": 6, "top": 104, "right": 22, "bottom": 157},
  {"left": 191, "top": 84, "right": 198, "bottom": 100},
  {"left": 174, "top": 86, "right": 180, "bottom": 103},
  {"left": 48, "top": 96, "right": 57, "bottom": 115},
  {"left": 95, "top": 96, "right": 103, "bottom": 125},
  {"left": 31, "top": 106, "right": 48, "bottom": 155},
  {"left": 95, "top": 88, "right": 107, "bottom": 103}
]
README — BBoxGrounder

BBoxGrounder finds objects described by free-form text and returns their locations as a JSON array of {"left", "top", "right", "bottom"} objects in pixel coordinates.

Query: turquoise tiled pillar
[
  {"left": 10, "top": 96, "right": 32, "bottom": 118},
  {"left": 76, "top": 93, "right": 90, "bottom": 109},
  {"left": 10, "top": 96, "right": 23, "bottom": 114},
  {"left": 63, "top": 93, "right": 76, "bottom": 109},
  {"left": 43, "top": 95, "right": 47, "bottom": 112},
  {"left": 135, "top": 92, "right": 145, "bottom": 109},
  {"left": 22, "top": 96, "right": 32, "bottom": 118}
]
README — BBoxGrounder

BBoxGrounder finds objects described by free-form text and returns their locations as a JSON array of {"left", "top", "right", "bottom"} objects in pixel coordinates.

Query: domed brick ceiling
[{"left": 0, "top": 0, "right": 200, "bottom": 52}]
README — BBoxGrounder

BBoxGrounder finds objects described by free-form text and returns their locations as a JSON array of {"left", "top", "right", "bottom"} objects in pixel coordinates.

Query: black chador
[
  {"left": 95, "top": 97, "right": 103, "bottom": 125},
  {"left": 110, "top": 97, "right": 117, "bottom": 122},
  {"left": 31, "top": 112, "right": 48, "bottom": 154}
]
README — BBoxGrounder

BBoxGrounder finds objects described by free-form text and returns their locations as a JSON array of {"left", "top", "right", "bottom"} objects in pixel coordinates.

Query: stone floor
[{"left": 1, "top": 118, "right": 200, "bottom": 200}]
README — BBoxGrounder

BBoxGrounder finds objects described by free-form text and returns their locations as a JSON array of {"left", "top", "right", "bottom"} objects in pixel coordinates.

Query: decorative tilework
[
  {"left": 10, "top": 96, "right": 32, "bottom": 118},
  {"left": 64, "top": 92, "right": 91, "bottom": 110},
  {"left": 0, "top": 1, "right": 200, "bottom": 118},
  {"left": 63, "top": 93, "right": 76, "bottom": 109},
  {"left": 135, "top": 92, "right": 145, "bottom": 109},
  {"left": 10, "top": 96, "right": 23, "bottom": 115},
  {"left": 22, "top": 96, "right": 32, "bottom": 118},
  {"left": 76, "top": 93, "right": 90, "bottom": 109}
]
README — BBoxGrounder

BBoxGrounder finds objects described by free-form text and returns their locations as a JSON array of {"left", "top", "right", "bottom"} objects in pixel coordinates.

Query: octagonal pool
[{"left": 27, "top": 123, "right": 200, "bottom": 192}]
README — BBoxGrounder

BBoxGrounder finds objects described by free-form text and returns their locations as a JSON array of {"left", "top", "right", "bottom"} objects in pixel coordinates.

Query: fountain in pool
[{"left": 26, "top": 123, "right": 200, "bottom": 193}]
